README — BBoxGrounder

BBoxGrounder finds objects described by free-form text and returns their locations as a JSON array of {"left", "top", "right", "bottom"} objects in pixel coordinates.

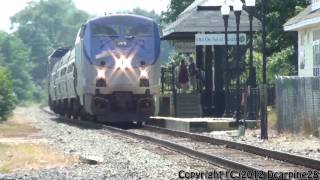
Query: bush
[{"left": 0, "top": 67, "right": 15, "bottom": 121}]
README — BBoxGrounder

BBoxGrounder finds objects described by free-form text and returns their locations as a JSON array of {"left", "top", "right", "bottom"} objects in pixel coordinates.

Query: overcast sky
[{"left": 0, "top": 0, "right": 170, "bottom": 32}]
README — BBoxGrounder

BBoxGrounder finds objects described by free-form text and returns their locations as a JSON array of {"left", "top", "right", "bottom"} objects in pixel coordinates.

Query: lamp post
[
  {"left": 221, "top": 1, "right": 232, "bottom": 117},
  {"left": 245, "top": 0, "right": 256, "bottom": 120},
  {"left": 233, "top": 0, "right": 243, "bottom": 124},
  {"left": 260, "top": 0, "right": 268, "bottom": 139}
]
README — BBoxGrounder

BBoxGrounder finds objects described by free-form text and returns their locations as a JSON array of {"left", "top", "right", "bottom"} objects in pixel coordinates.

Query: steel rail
[
  {"left": 101, "top": 125, "right": 261, "bottom": 171},
  {"left": 40, "top": 106, "right": 260, "bottom": 171},
  {"left": 144, "top": 125, "right": 320, "bottom": 170},
  {"left": 40, "top": 106, "right": 319, "bottom": 171}
]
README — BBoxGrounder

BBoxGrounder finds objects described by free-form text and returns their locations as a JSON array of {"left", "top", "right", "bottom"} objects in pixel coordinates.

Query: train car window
[
  {"left": 125, "top": 24, "right": 152, "bottom": 36},
  {"left": 67, "top": 63, "right": 74, "bottom": 73},
  {"left": 92, "top": 25, "right": 119, "bottom": 36},
  {"left": 60, "top": 68, "right": 67, "bottom": 76}
]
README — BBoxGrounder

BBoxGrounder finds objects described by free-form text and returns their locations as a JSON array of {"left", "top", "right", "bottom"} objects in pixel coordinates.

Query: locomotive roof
[
  {"left": 87, "top": 14, "right": 155, "bottom": 24},
  {"left": 49, "top": 47, "right": 71, "bottom": 59}
]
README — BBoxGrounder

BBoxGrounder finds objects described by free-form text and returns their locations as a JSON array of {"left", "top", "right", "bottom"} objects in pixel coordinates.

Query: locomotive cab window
[
  {"left": 125, "top": 23, "right": 152, "bottom": 37},
  {"left": 79, "top": 24, "right": 86, "bottom": 38},
  {"left": 92, "top": 24, "right": 120, "bottom": 37}
]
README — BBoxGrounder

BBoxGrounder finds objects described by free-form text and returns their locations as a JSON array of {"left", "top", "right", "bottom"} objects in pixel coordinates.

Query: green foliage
[
  {"left": 166, "top": 52, "right": 189, "bottom": 67},
  {"left": 253, "top": 0, "right": 309, "bottom": 82},
  {"left": 0, "top": 67, "right": 15, "bottom": 121},
  {"left": 0, "top": 32, "right": 35, "bottom": 102},
  {"left": 267, "top": 46, "right": 297, "bottom": 80},
  {"left": 255, "top": 0, "right": 308, "bottom": 55},
  {"left": 131, "top": 8, "right": 159, "bottom": 21},
  {"left": 11, "top": 0, "right": 89, "bottom": 83},
  {"left": 160, "top": 0, "right": 194, "bottom": 24}
]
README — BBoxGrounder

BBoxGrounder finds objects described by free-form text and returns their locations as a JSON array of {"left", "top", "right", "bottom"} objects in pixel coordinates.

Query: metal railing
[{"left": 160, "top": 65, "right": 275, "bottom": 119}]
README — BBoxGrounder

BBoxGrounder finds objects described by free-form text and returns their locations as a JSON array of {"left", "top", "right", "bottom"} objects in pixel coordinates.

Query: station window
[
  {"left": 300, "top": 32, "right": 307, "bottom": 70},
  {"left": 300, "top": 33, "right": 305, "bottom": 46},
  {"left": 313, "top": 30, "right": 320, "bottom": 77},
  {"left": 312, "top": 0, "right": 320, "bottom": 11}
]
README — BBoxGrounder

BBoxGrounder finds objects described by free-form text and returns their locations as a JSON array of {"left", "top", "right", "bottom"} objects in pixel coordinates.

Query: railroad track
[{"left": 40, "top": 106, "right": 320, "bottom": 176}]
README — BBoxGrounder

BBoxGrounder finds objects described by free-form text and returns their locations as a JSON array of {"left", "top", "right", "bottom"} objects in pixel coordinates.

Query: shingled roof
[
  {"left": 284, "top": 4, "right": 320, "bottom": 31},
  {"left": 162, "top": 0, "right": 262, "bottom": 40}
]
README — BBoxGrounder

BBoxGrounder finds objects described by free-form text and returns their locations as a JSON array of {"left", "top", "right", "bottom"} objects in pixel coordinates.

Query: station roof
[
  {"left": 162, "top": 0, "right": 262, "bottom": 40},
  {"left": 284, "top": 4, "right": 320, "bottom": 31}
]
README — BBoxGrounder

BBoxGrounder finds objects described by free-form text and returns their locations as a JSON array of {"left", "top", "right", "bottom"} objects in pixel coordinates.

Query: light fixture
[
  {"left": 115, "top": 55, "right": 132, "bottom": 70},
  {"left": 96, "top": 67, "right": 107, "bottom": 87},
  {"left": 233, "top": 0, "right": 243, "bottom": 11},
  {"left": 96, "top": 68, "right": 106, "bottom": 79},
  {"left": 140, "top": 69, "right": 149, "bottom": 79},
  {"left": 221, "top": 3, "right": 230, "bottom": 15},
  {"left": 245, "top": 0, "right": 256, "bottom": 7}
]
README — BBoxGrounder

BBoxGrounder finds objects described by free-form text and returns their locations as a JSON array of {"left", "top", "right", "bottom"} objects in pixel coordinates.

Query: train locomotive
[{"left": 48, "top": 14, "right": 161, "bottom": 124}]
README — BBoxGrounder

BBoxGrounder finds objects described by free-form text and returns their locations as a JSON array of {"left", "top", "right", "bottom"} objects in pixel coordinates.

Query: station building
[
  {"left": 277, "top": 0, "right": 320, "bottom": 135},
  {"left": 284, "top": 0, "right": 320, "bottom": 77}
]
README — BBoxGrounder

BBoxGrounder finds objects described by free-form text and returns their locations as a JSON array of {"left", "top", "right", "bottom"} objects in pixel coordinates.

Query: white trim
[{"left": 284, "top": 16, "right": 320, "bottom": 31}]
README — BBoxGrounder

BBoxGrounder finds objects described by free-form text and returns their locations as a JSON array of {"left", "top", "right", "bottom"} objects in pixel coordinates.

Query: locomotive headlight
[
  {"left": 115, "top": 55, "right": 132, "bottom": 70},
  {"left": 140, "top": 69, "right": 149, "bottom": 79},
  {"left": 96, "top": 68, "right": 106, "bottom": 79},
  {"left": 139, "top": 67, "right": 149, "bottom": 87},
  {"left": 96, "top": 67, "right": 107, "bottom": 87}
]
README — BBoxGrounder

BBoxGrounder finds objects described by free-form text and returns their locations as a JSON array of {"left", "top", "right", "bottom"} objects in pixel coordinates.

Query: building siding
[{"left": 298, "top": 27, "right": 320, "bottom": 77}]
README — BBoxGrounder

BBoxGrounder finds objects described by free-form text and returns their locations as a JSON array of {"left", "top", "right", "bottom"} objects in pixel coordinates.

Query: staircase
[{"left": 176, "top": 94, "right": 202, "bottom": 117}]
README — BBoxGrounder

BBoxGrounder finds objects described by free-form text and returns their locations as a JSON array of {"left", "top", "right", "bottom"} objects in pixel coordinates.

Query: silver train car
[{"left": 48, "top": 14, "right": 161, "bottom": 124}]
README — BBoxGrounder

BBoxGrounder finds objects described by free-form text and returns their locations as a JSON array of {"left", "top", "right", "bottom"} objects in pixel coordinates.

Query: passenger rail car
[{"left": 48, "top": 14, "right": 161, "bottom": 123}]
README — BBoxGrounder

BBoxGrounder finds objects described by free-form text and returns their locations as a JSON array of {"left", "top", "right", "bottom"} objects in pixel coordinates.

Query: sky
[{"left": 0, "top": 0, "right": 170, "bottom": 32}]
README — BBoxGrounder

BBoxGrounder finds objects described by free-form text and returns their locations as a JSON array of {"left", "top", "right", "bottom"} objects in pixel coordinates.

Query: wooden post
[{"left": 204, "top": 46, "right": 213, "bottom": 116}]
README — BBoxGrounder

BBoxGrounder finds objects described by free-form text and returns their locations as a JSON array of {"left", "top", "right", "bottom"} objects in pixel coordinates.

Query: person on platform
[
  {"left": 188, "top": 57, "right": 197, "bottom": 92},
  {"left": 178, "top": 60, "right": 189, "bottom": 93}
]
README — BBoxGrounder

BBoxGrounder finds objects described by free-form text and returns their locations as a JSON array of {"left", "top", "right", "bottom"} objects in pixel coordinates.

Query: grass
[
  {"left": 0, "top": 123, "right": 38, "bottom": 138},
  {"left": 0, "top": 143, "right": 79, "bottom": 173},
  {"left": 0, "top": 109, "right": 78, "bottom": 173},
  {"left": 0, "top": 110, "right": 38, "bottom": 138}
]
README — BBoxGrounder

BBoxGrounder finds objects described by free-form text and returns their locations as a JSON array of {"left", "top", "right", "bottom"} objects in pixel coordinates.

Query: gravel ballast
[
  {"left": 1, "top": 106, "right": 220, "bottom": 180},
  {"left": 203, "top": 128, "right": 320, "bottom": 161}
]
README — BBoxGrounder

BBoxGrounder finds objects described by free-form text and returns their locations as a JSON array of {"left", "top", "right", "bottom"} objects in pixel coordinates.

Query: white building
[{"left": 284, "top": 0, "right": 320, "bottom": 77}]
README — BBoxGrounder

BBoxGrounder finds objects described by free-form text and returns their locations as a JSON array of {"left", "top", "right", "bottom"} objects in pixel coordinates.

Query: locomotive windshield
[
  {"left": 84, "top": 15, "right": 160, "bottom": 67},
  {"left": 125, "top": 23, "right": 152, "bottom": 36},
  {"left": 92, "top": 24, "right": 120, "bottom": 36}
]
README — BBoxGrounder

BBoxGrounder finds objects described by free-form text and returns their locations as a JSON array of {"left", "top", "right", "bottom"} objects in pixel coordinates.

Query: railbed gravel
[
  {"left": 202, "top": 129, "right": 320, "bottom": 161},
  {"left": 0, "top": 106, "right": 221, "bottom": 180}
]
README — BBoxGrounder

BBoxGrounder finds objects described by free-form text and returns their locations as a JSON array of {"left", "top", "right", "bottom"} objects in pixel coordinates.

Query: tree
[
  {"left": 0, "top": 32, "right": 35, "bottom": 102},
  {"left": 252, "top": 0, "right": 309, "bottom": 83},
  {"left": 11, "top": 0, "right": 89, "bottom": 83},
  {"left": 160, "top": 0, "right": 194, "bottom": 24},
  {"left": 0, "top": 67, "right": 15, "bottom": 121},
  {"left": 132, "top": 8, "right": 159, "bottom": 21}
]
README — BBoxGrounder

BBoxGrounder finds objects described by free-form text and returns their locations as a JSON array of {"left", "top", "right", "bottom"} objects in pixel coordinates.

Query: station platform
[{"left": 147, "top": 117, "right": 260, "bottom": 133}]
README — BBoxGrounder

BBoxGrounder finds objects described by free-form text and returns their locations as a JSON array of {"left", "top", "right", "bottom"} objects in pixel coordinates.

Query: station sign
[{"left": 195, "top": 33, "right": 247, "bottom": 46}]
